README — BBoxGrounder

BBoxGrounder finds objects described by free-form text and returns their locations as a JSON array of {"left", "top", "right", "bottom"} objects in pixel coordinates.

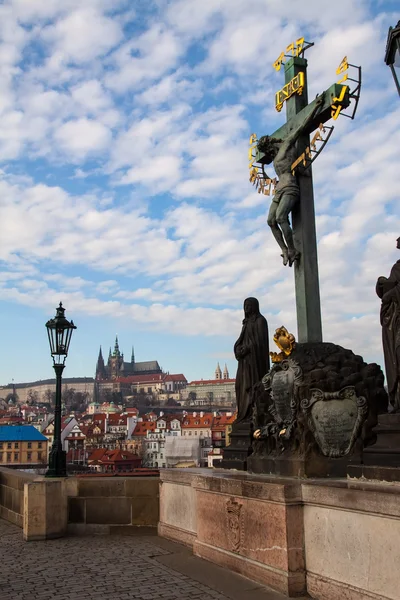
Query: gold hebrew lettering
[
  {"left": 295, "top": 37, "right": 305, "bottom": 56},
  {"left": 249, "top": 168, "right": 258, "bottom": 183},
  {"left": 273, "top": 52, "right": 285, "bottom": 71},
  {"left": 249, "top": 133, "right": 257, "bottom": 145},
  {"left": 331, "top": 85, "right": 348, "bottom": 104},
  {"left": 331, "top": 105, "right": 342, "bottom": 120},
  {"left": 337, "top": 74, "right": 348, "bottom": 85},
  {"left": 310, "top": 130, "right": 323, "bottom": 150},
  {"left": 336, "top": 56, "right": 348, "bottom": 75},
  {"left": 286, "top": 42, "right": 295, "bottom": 55},
  {"left": 291, "top": 154, "right": 304, "bottom": 175}
]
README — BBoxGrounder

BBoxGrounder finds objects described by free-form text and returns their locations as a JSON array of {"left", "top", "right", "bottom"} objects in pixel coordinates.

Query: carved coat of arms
[
  {"left": 226, "top": 497, "right": 244, "bottom": 553},
  {"left": 301, "top": 386, "right": 368, "bottom": 457}
]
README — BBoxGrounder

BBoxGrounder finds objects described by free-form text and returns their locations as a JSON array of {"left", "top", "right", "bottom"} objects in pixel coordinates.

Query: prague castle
[{"left": 95, "top": 336, "right": 162, "bottom": 381}]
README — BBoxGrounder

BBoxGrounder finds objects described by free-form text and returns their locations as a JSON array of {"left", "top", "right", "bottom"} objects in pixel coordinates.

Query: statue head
[
  {"left": 396, "top": 237, "right": 400, "bottom": 250},
  {"left": 243, "top": 297, "right": 260, "bottom": 319},
  {"left": 256, "top": 136, "right": 282, "bottom": 164}
]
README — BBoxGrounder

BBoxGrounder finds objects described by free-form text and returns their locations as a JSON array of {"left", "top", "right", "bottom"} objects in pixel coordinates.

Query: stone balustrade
[{"left": 0, "top": 467, "right": 159, "bottom": 541}]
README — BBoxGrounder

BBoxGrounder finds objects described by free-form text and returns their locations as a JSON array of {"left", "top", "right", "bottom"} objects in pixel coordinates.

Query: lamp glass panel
[{"left": 394, "top": 47, "right": 400, "bottom": 70}]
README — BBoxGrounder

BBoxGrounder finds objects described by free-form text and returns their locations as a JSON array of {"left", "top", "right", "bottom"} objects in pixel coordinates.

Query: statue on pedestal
[
  {"left": 376, "top": 237, "right": 400, "bottom": 412},
  {"left": 234, "top": 298, "right": 270, "bottom": 422}
]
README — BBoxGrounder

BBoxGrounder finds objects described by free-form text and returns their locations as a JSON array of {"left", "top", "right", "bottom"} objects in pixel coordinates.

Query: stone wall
[
  {"left": 0, "top": 468, "right": 160, "bottom": 540},
  {"left": 0, "top": 467, "right": 35, "bottom": 527},
  {"left": 67, "top": 476, "right": 160, "bottom": 535},
  {"left": 159, "top": 468, "right": 400, "bottom": 600}
]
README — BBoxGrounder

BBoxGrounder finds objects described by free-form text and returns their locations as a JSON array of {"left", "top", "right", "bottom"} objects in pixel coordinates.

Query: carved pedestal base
[
  {"left": 348, "top": 414, "right": 400, "bottom": 481},
  {"left": 249, "top": 341, "right": 387, "bottom": 478},
  {"left": 248, "top": 448, "right": 362, "bottom": 478},
  {"left": 220, "top": 421, "right": 252, "bottom": 471}
]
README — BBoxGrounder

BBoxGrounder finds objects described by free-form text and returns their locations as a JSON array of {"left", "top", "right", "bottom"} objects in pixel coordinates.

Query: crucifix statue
[
  {"left": 251, "top": 42, "right": 360, "bottom": 344},
  {"left": 257, "top": 92, "right": 325, "bottom": 267}
]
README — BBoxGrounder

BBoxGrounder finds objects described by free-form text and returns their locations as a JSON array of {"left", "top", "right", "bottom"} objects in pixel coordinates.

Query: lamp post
[
  {"left": 45, "top": 302, "right": 76, "bottom": 478},
  {"left": 385, "top": 20, "right": 400, "bottom": 97}
]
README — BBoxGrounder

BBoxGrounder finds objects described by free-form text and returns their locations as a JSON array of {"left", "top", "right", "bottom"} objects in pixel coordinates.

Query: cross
[{"left": 254, "top": 55, "right": 351, "bottom": 344}]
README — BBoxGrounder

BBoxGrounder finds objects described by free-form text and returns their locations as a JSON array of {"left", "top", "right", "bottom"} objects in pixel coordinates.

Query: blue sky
[{"left": 0, "top": 0, "right": 399, "bottom": 386}]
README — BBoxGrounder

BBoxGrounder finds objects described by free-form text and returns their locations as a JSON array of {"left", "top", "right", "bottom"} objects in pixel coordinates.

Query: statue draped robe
[
  {"left": 234, "top": 313, "right": 270, "bottom": 422},
  {"left": 376, "top": 260, "right": 400, "bottom": 411}
]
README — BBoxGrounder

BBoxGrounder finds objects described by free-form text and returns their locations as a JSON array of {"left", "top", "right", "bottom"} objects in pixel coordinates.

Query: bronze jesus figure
[{"left": 257, "top": 92, "right": 325, "bottom": 267}]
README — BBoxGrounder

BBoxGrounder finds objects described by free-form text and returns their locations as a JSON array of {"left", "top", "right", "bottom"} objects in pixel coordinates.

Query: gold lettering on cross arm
[
  {"left": 330, "top": 85, "right": 348, "bottom": 120},
  {"left": 275, "top": 71, "right": 304, "bottom": 112}
]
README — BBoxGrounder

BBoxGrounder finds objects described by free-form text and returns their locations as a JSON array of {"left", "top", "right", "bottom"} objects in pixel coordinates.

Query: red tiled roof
[
  {"left": 181, "top": 414, "right": 213, "bottom": 428},
  {"left": 87, "top": 448, "right": 141, "bottom": 465},
  {"left": 108, "top": 413, "right": 127, "bottom": 425},
  {"left": 164, "top": 374, "right": 187, "bottom": 382},
  {"left": 132, "top": 421, "right": 156, "bottom": 436}
]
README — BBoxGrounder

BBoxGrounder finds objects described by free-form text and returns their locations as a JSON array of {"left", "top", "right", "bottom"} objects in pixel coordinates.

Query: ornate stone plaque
[
  {"left": 226, "top": 497, "right": 244, "bottom": 553},
  {"left": 267, "top": 359, "right": 302, "bottom": 433},
  {"left": 301, "top": 386, "right": 368, "bottom": 458}
]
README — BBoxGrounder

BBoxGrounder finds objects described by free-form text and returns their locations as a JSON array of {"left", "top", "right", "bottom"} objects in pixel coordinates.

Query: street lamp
[
  {"left": 385, "top": 20, "right": 400, "bottom": 97},
  {"left": 45, "top": 302, "right": 76, "bottom": 477}
]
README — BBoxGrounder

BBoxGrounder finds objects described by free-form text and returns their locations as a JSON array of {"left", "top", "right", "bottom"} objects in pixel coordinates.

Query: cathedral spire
[
  {"left": 113, "top": 335, "right": 120, "bottom": 357},
  {"left": 95, "top": 346, "right": 107, "bottom": 380}
]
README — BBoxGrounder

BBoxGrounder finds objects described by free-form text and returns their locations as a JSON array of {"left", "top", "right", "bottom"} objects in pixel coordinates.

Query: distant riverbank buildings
[{"left": 0, "top": 336, "right": 235, "bottom": 409}]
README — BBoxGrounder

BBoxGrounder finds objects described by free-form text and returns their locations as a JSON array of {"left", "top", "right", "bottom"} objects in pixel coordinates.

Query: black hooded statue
[
  {"left": 376, "top": 237, "right": 400, "bottom": 411},
  {"left": 234, "top": 297, "right": 270, "bottom": 422}
]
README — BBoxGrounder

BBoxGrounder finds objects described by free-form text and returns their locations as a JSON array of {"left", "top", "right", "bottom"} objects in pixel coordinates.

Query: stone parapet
[
  {"left": 159, "top": 469, "right": 305, "bottom": 597},
  {"left": 0, "top": 467, "right": 67, "bottom": 541},
  {"left": 159, "top": 468, "right": 400, "bottom": 599},
  {"left": 0, "top": 468, "right": 160, "bottom": 540},
  {"left": 0, "top": 467, "right": 36, "bottom": 528},
  {"left": 67, "top": 476, "right": 160, "bottom": 535}
]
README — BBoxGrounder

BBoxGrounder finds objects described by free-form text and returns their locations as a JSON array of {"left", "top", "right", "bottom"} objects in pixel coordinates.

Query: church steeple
[
  {"left": 113, "top": 335, "right": 120, "bottom": 357},
  {"left": 131, "top": 346, "right": 135, "bottom": 364},
  {"left": 223, "top": 363, "right": 229, "bottom": 379},
  {"left": 95, "top": 346, "right": 107, "bottom": 381},
  {"left": 215, "top": 362, "right": 222, "bottom": 380}
]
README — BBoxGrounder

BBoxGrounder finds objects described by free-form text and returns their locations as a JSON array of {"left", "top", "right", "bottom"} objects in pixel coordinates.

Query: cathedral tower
[{"left": 95, "top": 347, "right": 107, "bottom": 381}]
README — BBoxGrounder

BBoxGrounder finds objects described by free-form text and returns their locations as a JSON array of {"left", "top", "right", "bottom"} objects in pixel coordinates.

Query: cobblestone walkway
[{"left": 0, "top": 520, "right": 290, "bottom": 600}]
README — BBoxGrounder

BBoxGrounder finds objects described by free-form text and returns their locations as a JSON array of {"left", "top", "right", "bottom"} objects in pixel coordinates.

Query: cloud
[
  {"left": 0, "top": 0, "right": 398, "bottom": 383},
  {"left": 41, "top": 7, "right": 123, "bottom": 64},
  {"left": 53, "top": 118, "right": 112, "bottom": 160}
]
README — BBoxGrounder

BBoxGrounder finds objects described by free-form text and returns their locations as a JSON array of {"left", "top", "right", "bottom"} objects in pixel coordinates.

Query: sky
[{"left": 0, "top": 0, "right": 399, "bottom": 386}]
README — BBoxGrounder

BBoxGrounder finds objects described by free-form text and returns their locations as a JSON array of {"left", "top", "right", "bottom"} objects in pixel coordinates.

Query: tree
[
  {"left": 27, "top": 389, "right": 39, "bottom": 405},
  {"left": 5, "top": 391, "right": 19, "bottom": 404},
  {"left": 188, "top": 391, "right": 197, "bottom": 404},
  {"left": 44, "top": 389, "right": 55, "bottom": 406}
]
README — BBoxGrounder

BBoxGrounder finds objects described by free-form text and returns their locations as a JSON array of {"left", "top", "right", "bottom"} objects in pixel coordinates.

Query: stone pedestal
[
  {"left": 220, "top": 421, "right": 252, "bottom": 471},
  {"left": 347, "top": 413, "right": 400, "bottom": 481},
  {"left": 362, "top": 413, "right": 400, "bottom": 466},
  {"left": 248, "top": 450, "right": 361, "bottom": 479},
  {"left": 23, "top": 479, "right": 67, "bottom": 541}
]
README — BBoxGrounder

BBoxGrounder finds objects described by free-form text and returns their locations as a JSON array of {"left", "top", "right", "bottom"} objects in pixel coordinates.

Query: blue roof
[{"left": 0, "top": 425, "right": 47, "bottom": 442}]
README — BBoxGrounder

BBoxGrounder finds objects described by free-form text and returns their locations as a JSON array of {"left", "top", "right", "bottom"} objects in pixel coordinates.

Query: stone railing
[
  {"left": 0, "top": 466, "right": 66, "bottom": 541},
  {"left": 159, "top": 468, "right": 400, "bottom": 600},
  {"left": 0, "top": 467, "right": 35, "bottom": 528},
  {"left": 0, "top": 468, "right": 160, "bottom": 540},
  {"left": 67, "top": 475, "right": 159, "bottom": 535}
]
